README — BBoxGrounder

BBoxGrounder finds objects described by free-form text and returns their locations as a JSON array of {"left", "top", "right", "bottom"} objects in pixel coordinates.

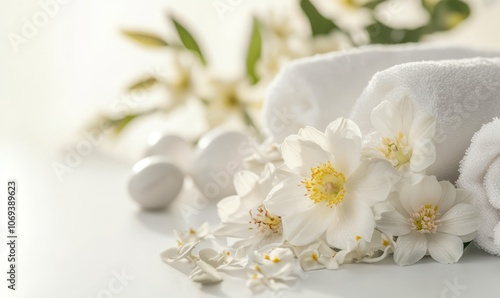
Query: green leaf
[
  {"left": 170, "top": 16, "right": 206, "bottom": 65},
  {"left": 421, "top": 0, "right": 435, "bottom": 12},
  {"left": 300, "top": 0, "right": 338, "bottom": 36},
  {"left": 245, "top": 18, "right": 262, "bottom": 85},
  {"left": 122, "top": 30, "right": 168, "bottom": 47},
  {"left": 429, "top": 0, "right": 470, "bottom": 32},
  {"left": 113, "top": 114, "right": 139, "bottom": 134},
  {"left": 127, "top": 76, "right": 158, "bottom": 92},
  {"left": 365, "top": 21, "right": 427, "bottom": 44}
]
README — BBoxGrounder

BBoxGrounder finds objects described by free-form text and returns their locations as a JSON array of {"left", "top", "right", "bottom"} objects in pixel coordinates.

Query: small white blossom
[
  {"left": 215, "top": 164, "right": 285, "bottom": 251},
  {"left": 377, "top": 175, "right": 480, "bottom": 265},
  {"left": 160, "top": 241, "right": 199, "bottom": 274},
  {"left": 174, "top": 222, "right": 210, "bottom": 246},
  {"left": 189, "top": 260, "right": 223, "bottom": 285},
  {"left": 247, "top": 247, "right": 298, "bottom": 293},
  {"left": 198, "top": 248, "right": 248, "bottom": 278},
  {"left": 298, "top": 240, "right": 339, "bottom": 271},
  {"left": 365, "top": 97, "right": 436, "bottom": 178}
]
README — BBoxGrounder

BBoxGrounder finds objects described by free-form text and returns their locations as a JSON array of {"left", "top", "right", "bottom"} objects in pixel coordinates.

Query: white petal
[
  {"left": 371, "top": 98, "right": 414, "bottom": 138},
  {"left": 427, "top": 233, "right": 464, "bottom": 264},
  {"left": 281, "top": 205, "right": 333, "bottom": 246},
  {"left": 393, "top": 233, "right": 427, "bottom": 266},
  {"left": 436, "top": 181, "right": 457, "bottom": 215},
  {"left": 454, "top": 189, "right": 475, "bottom": 205},
  {"left": 214, "top": 221, "right": 254, "bottom": 239},
  {"left": 281, "top": 135, "right": 330, "bottom": 177},
  {"left": 190, "top": 260, "right": 223, "bottom": 284},
  {"left": 233, "top": 170, "right": 259, "bottom": 196},
  {"left": 460, "top": 231, "right": 477, "bottom": 243},
  {"left": 299, "top": 249, "right": 325, "bottom": 271},
  {"left": 326, "top": 199, "right": 375, "bottom": 250},
  {"left": 325, "top": 118, "right": 362, "bottom": 175},
  {"left": 298, "top": 126, "right": 328, "bottom": 150},
  {"left": 345, "top": 160, "right": 397, "bottom": 206},
  {"left": 198, "top": 248, "right": 223, "bottom": 267},
  {"left": 408, "top": 112, "right": 436, "bottom": 144},
  {"left": 410, "top": 143, "right": 436, "bottom": 173},
  {"left": 264, "top": 177, "right": 311, "bottom": 217},
  {"left": 376, "top": 210, "right": 411, "bottom": 236},
  {"left": 400, "top": 175, "right": 442, "bottom": 214},
  {"left": 217, "top": 195, "right": 241, "bottom": 220},
  {"left": 438, "top": 203, "right": 480, "bottom": 236}
]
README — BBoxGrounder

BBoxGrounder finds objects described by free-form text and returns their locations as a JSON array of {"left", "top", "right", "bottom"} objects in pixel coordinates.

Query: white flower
[
  {"left": 164, "top": 50, "right": 203, "bottom": 107},
  {"left": 243, "top": 142, "right": 283, "bottom": 174},
  {"left": 297, "top": 231, "right": 394, "bottom": 271},
  {"left": 198, "top": 248, "right": 248, "bottom": 277},
  {"left": 214, "top": 164, "right": 284, "bottom": 251},
  {"left": 340, "top": 230, "right": 395, "bottom": 264},
  {"left": 264, "top": 118, "right": 397, "bottom": 249},
  {"left": 161, "top": 223, "right": 210, "bottom": 274},
  {"left": 298, "top": 240, "right": 339, "bottom": 271},
  {"left": 247, "top": 247, "right": 298, "bottom": 293},
  {"left": 160, "top": 241, "right": 199, "bottom": 274},
  {"left": 174, "top": 222, "right": 210, "bottom": 246},
  {"left": 365, "top": 97, "right": 436, "bottom": 176},
  {"left": 376, "top": 175, "right": 480, "bottom": 266},
  {"left": 189, "top": 260, "right": 223, "bottom": 285},
  {"left": 194, "top": 74, "right": 261, "bottom": 128},
  {"left": 188, "top": 248, "right": 249, "bottom": 284}
]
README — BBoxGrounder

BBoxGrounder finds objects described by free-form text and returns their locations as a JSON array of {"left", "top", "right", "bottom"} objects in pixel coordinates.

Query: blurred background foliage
[{"left": 95, "top": 0, "right": 470, "bottom": 140}]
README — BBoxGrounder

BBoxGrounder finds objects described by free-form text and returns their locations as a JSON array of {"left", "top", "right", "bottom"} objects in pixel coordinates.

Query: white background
[{"left": 1, "top": 0, "right": 500, "bottom": 297}]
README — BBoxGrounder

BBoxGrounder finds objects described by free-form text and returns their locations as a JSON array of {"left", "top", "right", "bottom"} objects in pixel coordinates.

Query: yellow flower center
[
  {"left": 378, "top": 131, "right": 412, "bottom": 169},
  {"left": 410, "top": 204, "right": 441, "bottom": 233},
  {"left": 341, "top": 0, "right": 360, "bottom": 10},
  {"left": 249, "top": 205, "right": 282, "bottom": 235},
  {"left": 311, "top": 253, "right": 318, "bottom": 262},
  {"left": 302, "top": 161, "right": 346, "bottom": 207}
]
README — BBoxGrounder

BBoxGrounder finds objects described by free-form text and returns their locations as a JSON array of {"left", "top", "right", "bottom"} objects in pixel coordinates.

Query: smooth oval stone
[
  {"left": 144, "top": 133, "right": 193, "bottom": 173},
  {"left": 191, "top": 129, "right": 254, "bottom": 201},
  {"left": 128, "top": 156, "right": 184, "bottom": 210}
]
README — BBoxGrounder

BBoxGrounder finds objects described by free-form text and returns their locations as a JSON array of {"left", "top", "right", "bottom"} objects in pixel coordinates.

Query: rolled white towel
[
  {"left": 350, "top": 58, "right": 500, "bottom": 183},
  {"left": 495, "top": 223, "right": 500, "bottom": 247},
  {"left": 457, "top": 118, "right": 500, "bottom": 256},
  {"left": 264, "top": 44, "right": 500, "bottom": 143}
]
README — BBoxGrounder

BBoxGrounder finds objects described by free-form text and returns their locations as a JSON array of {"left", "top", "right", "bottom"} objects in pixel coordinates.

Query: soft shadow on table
[
  {"left": 135, "top": 207, "right": 178, "bottom": 236},
  {"left": 134, "top": 183, "right": 222, "bottom": 235},
  {"left": 199, "top": 283, "right": 231, "bottom": 298}
]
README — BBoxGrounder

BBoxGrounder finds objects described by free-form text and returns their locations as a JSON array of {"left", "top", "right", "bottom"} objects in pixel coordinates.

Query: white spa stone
[
  {"left": 190, "top": 129, "right": 254, "bottom": 201},
  {"left": 128, "top": 156, "right": 184, "bottom": 210},
  {"left": 144, "top": 133, "right": 193, "bottom": 173}
]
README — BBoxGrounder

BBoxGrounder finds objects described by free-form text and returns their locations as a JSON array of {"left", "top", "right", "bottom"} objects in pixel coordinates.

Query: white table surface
[
  {"left": 1, "top": 143, "right": 499, "bottom": 298},
  {"left": 2, "top": 0, "right": 500, "bottom": 297}
]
